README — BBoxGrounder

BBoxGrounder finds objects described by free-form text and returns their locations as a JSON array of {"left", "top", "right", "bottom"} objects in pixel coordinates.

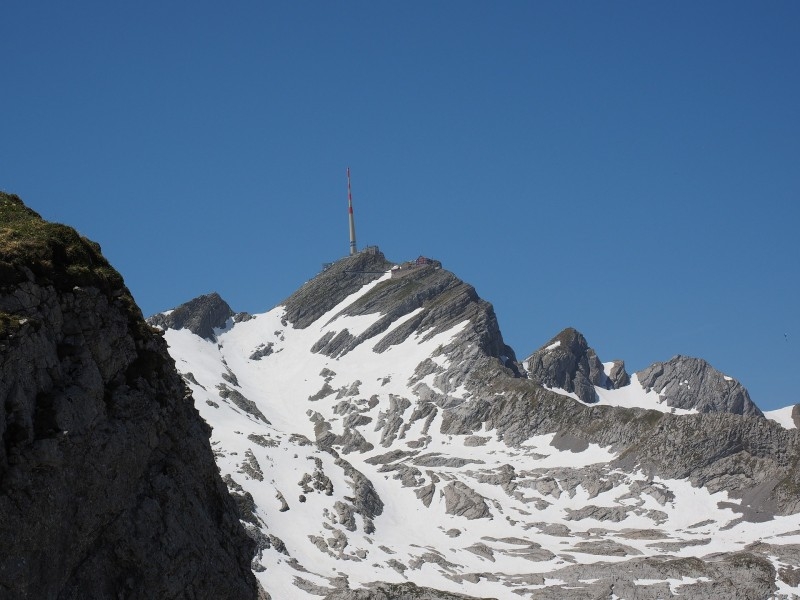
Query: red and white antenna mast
[{"left": 347, "top": 167, "right": 357, "bottom": 256}]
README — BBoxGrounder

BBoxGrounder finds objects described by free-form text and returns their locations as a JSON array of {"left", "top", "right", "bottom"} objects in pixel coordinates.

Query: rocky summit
[
  {"left": 0, "top": 193, "right": 259, "bottom": 599},
  {"left": 148, "top": 248, "right": 800, "bottom": 599}
]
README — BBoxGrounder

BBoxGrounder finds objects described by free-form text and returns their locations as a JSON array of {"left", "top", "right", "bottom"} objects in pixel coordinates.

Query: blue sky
[{"left": 3, "top": 2, "right": 799, "bottom": 411}]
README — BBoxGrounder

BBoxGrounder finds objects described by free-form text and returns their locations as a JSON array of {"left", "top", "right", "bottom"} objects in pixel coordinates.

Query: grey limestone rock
[
  {"left": 439, "top": 379, "right": 800, "bottom": 516},
  {"left": 311, "top": 328, "right": 357, "bottom": 358},
  {"left": 606, "top": 359, "right": 630, "bottom": 388},
  {"left": 441, "top": 481, "right": 491, "bottom": 520},
  {"left": 529, "top": 552, "right": 777, "bottom": 600},
  {"left": 217, "top": 383, "right": 270, "bottom": 423},
  {"left": 283, "top": 250, "right": 519, "bottom": 378},
  {"left": 465, "top": 543, "right": 495, "bottom": 561},
  {"left": 525, "top": 327, "right": 624, "bottom": 403},
  {"left": 275, "top": 490, "right": 289, "bottom": 512},
  {"left": 249, "top": 342, "right": 274, "bottom": 360},
  {"left": 565, "top": 505, "right": 633, "bottom": 523},
  {"left": 636, "top": 355, "right": 763, "bottom": 416},
  {"left": 241, "top": 449, "right": 264, "bottom": 481},
  {"left": 281, "top": 251, "right": 393, "bottom": 329},
  {"left": 147, "top": 291, "right": 234, "bottom": 340},
  {"left": 415, "top": 481, "right": 437, "bottom": 507},
  {"left": 334, "top": 500, "right": 357, "bottom": 531},
  {"left": 335, "top": 456, "right": 384, "bottom": 522},
  {"left": 322, "top": 582, "right": 492, "bottom": 599}
]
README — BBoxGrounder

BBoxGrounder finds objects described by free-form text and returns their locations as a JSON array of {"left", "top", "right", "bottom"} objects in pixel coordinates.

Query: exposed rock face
[
  {"left": 282, "top": 251, "right": 519, "bottom": 381},
  {"left": 440, "top": 382, "right": 800, "bottom": 515},
  {"left": 441, "top": 481, "right": 491, "bottom": 519},
  {"left": 636, "top": 355, "right": 763, "bottom": 417},
  {"left": 524, "top": 327, "right": 625, "bottom": 403},
  {"left": 323, "top": 583, "right": 492, "bottom": 599},
  {"left": 0, "top": 193, "right": 257, "bottom": 599},
  {"left": 282, "top": 251, "right": 393, "bottom": 329},
  {"left": 147, "top": 291, "right": 234, "bottom": 340},
  {"left": 606, "top": 359, "right": 630, "bottom": 388}
]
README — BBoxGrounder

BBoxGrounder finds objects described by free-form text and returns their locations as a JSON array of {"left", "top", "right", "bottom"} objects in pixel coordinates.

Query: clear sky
[{"left": 3, "top": 2, "right": 799, "bottom": 411}]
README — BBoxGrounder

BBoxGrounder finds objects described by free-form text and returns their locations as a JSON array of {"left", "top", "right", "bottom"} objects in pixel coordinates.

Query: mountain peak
[
  {"left": 275, "top": 249, "right": 517, "bottom": 368},
  {"left": 281, "top": 249, "right": 394, "bottom": 329},
  {"left": 524, "top": 327, "right": 625, "bottom": 403},
  {"left": 148, "top": 291, "right": 234, "bottom": 340},
  {"left": 636, "top": 355, "right": 763, "bottom": 417}
]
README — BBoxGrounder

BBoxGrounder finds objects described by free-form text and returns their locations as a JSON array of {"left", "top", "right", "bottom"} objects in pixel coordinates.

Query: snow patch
[{"left": 765, "top": 405, "right": 797, "bottom": 430}]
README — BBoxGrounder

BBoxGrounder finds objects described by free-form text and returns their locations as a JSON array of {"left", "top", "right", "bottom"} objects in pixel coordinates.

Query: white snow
[
  {"left": 765, "top": 405, "right": 797, "bottom": 429},
  {"left": 546, "top": 375, "right": 698, "bottom": 415}
]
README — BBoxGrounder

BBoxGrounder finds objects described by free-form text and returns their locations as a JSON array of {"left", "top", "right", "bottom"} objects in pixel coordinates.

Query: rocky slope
[
  {"left": 152, "top": 249, "right": 800, "bottom": 599},
  {"left": 0, "top": 193, "right": 258, "bottom": 599}
]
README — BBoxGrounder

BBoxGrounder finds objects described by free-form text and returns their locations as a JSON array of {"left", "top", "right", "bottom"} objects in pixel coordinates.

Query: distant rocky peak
[
  {"left": 636, "top": 355, "right": 763, "bottom": 417},
  {"left": 148, "top": 292, "right": 234, "bottom": 340},
  {"left": 524, "top": 327, "right": 628, "bottom": 404}
]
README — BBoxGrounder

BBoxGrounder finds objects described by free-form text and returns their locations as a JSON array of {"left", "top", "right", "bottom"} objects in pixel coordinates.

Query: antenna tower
[{"left": 347, "top": 167, "right": 357, "bottom": 255}]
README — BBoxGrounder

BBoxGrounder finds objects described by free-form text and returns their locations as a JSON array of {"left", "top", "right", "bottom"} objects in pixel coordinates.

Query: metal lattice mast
[{"left": 347, "top": 167, "right": 357, "bottom": 255}]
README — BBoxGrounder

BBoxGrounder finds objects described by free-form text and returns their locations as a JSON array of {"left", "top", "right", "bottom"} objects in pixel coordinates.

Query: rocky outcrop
[
  {"left": 147, "top": 291, "right": 234, "bottom": 340},
  {"left": 485, "top": 552, "right": 777, "bottom": 600},
  {"left": 441, "top": 481, "right": 491, "bottom": 519},
  {"left": 524, "top": 328, "right": 626, "bottom": 403},
  {"left": 0, "top": 193, "right": 257, "bottom": 598},
  {"left": 281, "top": 251, "right": 393, "bottom": 329},
  {"left": 606, "top": 359, "right": 630, "bottom": 388},
  {"left": 636, "top": 355, "right": 763, "bottom": 417},
  {"left": 323, "top": 582, "right": 492, "bottom": 600}
]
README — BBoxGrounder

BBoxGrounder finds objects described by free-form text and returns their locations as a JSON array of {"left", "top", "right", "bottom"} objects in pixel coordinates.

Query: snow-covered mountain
[{"left": 151, "top": 249, "right": 800, "bottom": 600}]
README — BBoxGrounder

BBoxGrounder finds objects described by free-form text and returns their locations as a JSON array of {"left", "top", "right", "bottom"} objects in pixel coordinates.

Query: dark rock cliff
[{"left": 0, "top": 193, "right": 258, "bottom": 599}]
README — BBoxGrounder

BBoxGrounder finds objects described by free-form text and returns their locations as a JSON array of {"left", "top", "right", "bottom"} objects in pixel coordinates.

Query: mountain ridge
[{"left": 150, "top": 247, "right": 800, "bottom": 599}]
